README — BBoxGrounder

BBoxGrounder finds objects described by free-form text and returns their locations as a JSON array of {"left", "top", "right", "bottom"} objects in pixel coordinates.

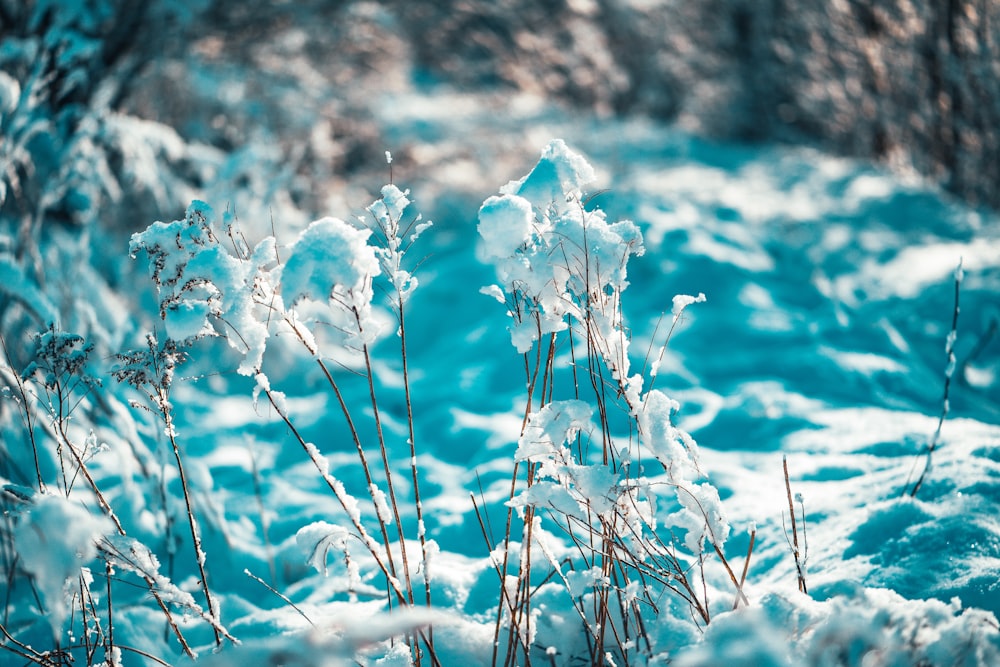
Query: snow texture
[
  {"left": 281, "top": 216, "right": 381, "bottom": 345},
  {"left": 479, "top": 140, "right": 643, "bottom": 356},
  {"left": 14, "top": 494, "right": 111, "bottom": 635},
  {"left": 4, "top": 43, "right": 1000, "bottom": 667}
]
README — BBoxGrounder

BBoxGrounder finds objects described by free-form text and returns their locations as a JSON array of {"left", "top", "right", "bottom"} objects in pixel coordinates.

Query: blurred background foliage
[{"left": 1, "top": 0, "right": 998, "bottom": 349}]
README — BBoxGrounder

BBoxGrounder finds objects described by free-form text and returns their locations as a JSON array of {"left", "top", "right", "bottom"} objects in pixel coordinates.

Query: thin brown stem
[
  {"left": 359, "top": 334, "right": 415, "bottom": 607},
  {"left": 244, "top": 569, "right": 315, "bottom": 627},
  {"left": 258, "top": 381, "right": 441, "bottom": 667},
  {"left": 249, "top": 449, "right": 277, "bottom": 586},
  {"left": 398, "top": 299, "right": 435, "bottom": 624},
  {"left": 105, "top": 561, "right": 115, "bottom": 665},
  {"left": 783, "top": 456, "right": 807, "bottom": 594},
  {"left": 259, "top": 383, "right": 401, "bottom": 600},
  {"left": 0, "top": 338, "right": 45, "bottom": 491},
  {"left": 159, "top": 402, "right": 221, "bottom": 646},
  {"left": 287, "top": 318, "right": 401, "bottom": 586},
  {"left": 907, "top": 259, "right": 962, "bottom": 498},
  {"left": 733, "top": 528, "right": 756, "bottom": 610},
  {"left": 53, "top": 419, "right": 124, "bottom": 535}
]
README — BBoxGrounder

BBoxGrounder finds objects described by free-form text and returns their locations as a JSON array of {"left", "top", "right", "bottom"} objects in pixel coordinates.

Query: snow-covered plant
[
  {"left": 13, "top": 493, "right": 111, "bottom": 637},
  {"left": 0, "top": 323, "right": 234, "bottom": 663},
  {"left": 363, "top": 175, "right": 437, "bottom": 630},
  {"left": 112, "top": 331, "right": 225, "bottom": 648},
  {"left": 0, "top": 0, "right": 208, "bottom": 344},
  {"left": 12, "top": 326, "right": 140, "bottom": 542},
  {"left": 478, "top": 140, "right": 748, "bottom": 665},
  {"left": 127, "top": 179, "right": 440, "bottom": 665},
  {"left": 904, "top": 259, "right": 964, "bottom": 498}
]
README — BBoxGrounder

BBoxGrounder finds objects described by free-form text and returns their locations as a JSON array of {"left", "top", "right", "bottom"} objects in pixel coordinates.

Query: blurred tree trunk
[
  {"left": 749, "top": 0, "right": 1000, "bottom": 208},
  {"left": 392, "top": 0, "right": 1000, "bottom": 209}
]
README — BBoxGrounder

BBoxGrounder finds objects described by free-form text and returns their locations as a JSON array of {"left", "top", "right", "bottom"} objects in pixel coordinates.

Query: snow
[
  {"left": 638, "top": 389, "right": 701, "bottom": 477},
  {"left": 4, "top": 26, "right": 1000, "bottom": 667},
  {"left": 501, "top": 138, "right": 596, "bottom": 207},
  {"left": 479, "top": 140, "right": 644, "bottom": 359},
  {"left": 13, "top": 494, "right": 111, "bottom": 635},
  {"left": 0, "top": 70, "right": 19, "bottom": 115},
  {"left": 296, "top": 521, "right": 351, "bottom": 576},
  {"left": 367, "top": 184, "right": 427, "bottom": 303},
  {"left": 281, "top": 216, "right": 382, "bottom": 346},
  {"left": 515, "top": 400, "right": 593, "bottom": 462}
]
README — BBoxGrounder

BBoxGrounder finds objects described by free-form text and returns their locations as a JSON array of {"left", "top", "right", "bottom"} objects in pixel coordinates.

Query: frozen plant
[
  {"left": 13, "top": 493, "right": 111, "bottom": 636},
  {"left": 128, "top": 184, "right": 440, "bottom": 665},
  {"left": 1, "top": 324, "right": 228, "bottom": 663},
  {"left": 113, "top": 332, "right": 226, "bottom": 648},
  {"left": 17, "top": 325, "right": 129, "bottom": 534},
  {"left": 478, "top": 140, "right": 748, "bottom": 666},
  {"left": 904, "top": 259, "right": 964, "bottom": 498}
]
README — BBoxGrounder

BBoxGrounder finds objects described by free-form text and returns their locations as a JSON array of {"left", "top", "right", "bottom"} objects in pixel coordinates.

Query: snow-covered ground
[{"left": 3, "top": 53, "right": 1000, "bottom": 667}]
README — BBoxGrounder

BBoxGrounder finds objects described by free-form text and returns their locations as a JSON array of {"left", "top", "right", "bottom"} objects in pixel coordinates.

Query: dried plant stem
[
  {"left": 493, "top": 321, "right": 545, "bottom": 667},
  {"left": 105, "top": 561, "right": 116, "bottom": 666},
  {"left": 712, "top": 541, "right": 749, "bottom": 607},
  {"left": 77, "top": 575, "right": 94, "bottom": 662},
  {"left": 158, "top": 404, "right": 221, "bottom": 646},
  {"left": 0, "top": 338, "right": 44, "bottom": 490},
  {"left": 521, "top": 493, "right": 539, "bottom": 666},
  {"left": 783, "top": 456, "right": 807, "bottom": 594},
  {"left": 907, "top": 259, "right": 962, "bottom": 498},
  {"left": 594, "top": 528, "right": 613, "bottom": 660},
  {"left": 259, "top": 382, "right": 401, "bottom": 599},
  {"left": 287, "top": 321, "right": 401, "bottom": 586},
  {"left": 249, "top": 450, "right": 277, "bottom": 586},
  {"left": 733, "top": 527, "right": 756, "bottom": 610},
  {"left": 508, "top": 330, "right": 561, "bottom": 667},
  {"left": 398, "top": 299, "right": 436, "bottom": 655},
  {"left": 257, "top": 379, "right": 441, "bottom": 667},
  {"left": 52, "top": 417, "right": 124, "bottom": 535},
  {"left": 0, "top": 622, "right": 48, "bottom": 664},
  {"left": 360, "top": 337, "right": 416, "bottom": 607},
  {"left": 490, "top": 459, "right": 519, "bottom": 667},
  {"left": 244, "top": 569, "right": 315, "bottom": 627},
  {"left": 95, "top": 541, "right": 197, "bottom": 660},
  {"left": 115, "top": 645, "right": 172, "bottom": 666}
]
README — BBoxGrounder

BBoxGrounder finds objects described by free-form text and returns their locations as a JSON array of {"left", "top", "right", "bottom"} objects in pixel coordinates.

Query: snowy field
[{"left": 3, "top": 32, "right": 1000, "bottom": 667}]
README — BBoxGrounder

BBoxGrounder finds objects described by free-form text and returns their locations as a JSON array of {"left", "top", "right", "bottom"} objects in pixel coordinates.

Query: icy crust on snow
[
  {"left": 675, "top": 589, "right": 1000, "bottom": 667},
  {"left": 14, "top": 494, "right": 111, "bottom": 635}
]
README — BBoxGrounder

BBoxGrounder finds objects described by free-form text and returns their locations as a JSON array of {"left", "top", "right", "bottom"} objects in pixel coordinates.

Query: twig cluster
[{"left": 476, "top": 141, "right": 752, "bottom": 665}]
